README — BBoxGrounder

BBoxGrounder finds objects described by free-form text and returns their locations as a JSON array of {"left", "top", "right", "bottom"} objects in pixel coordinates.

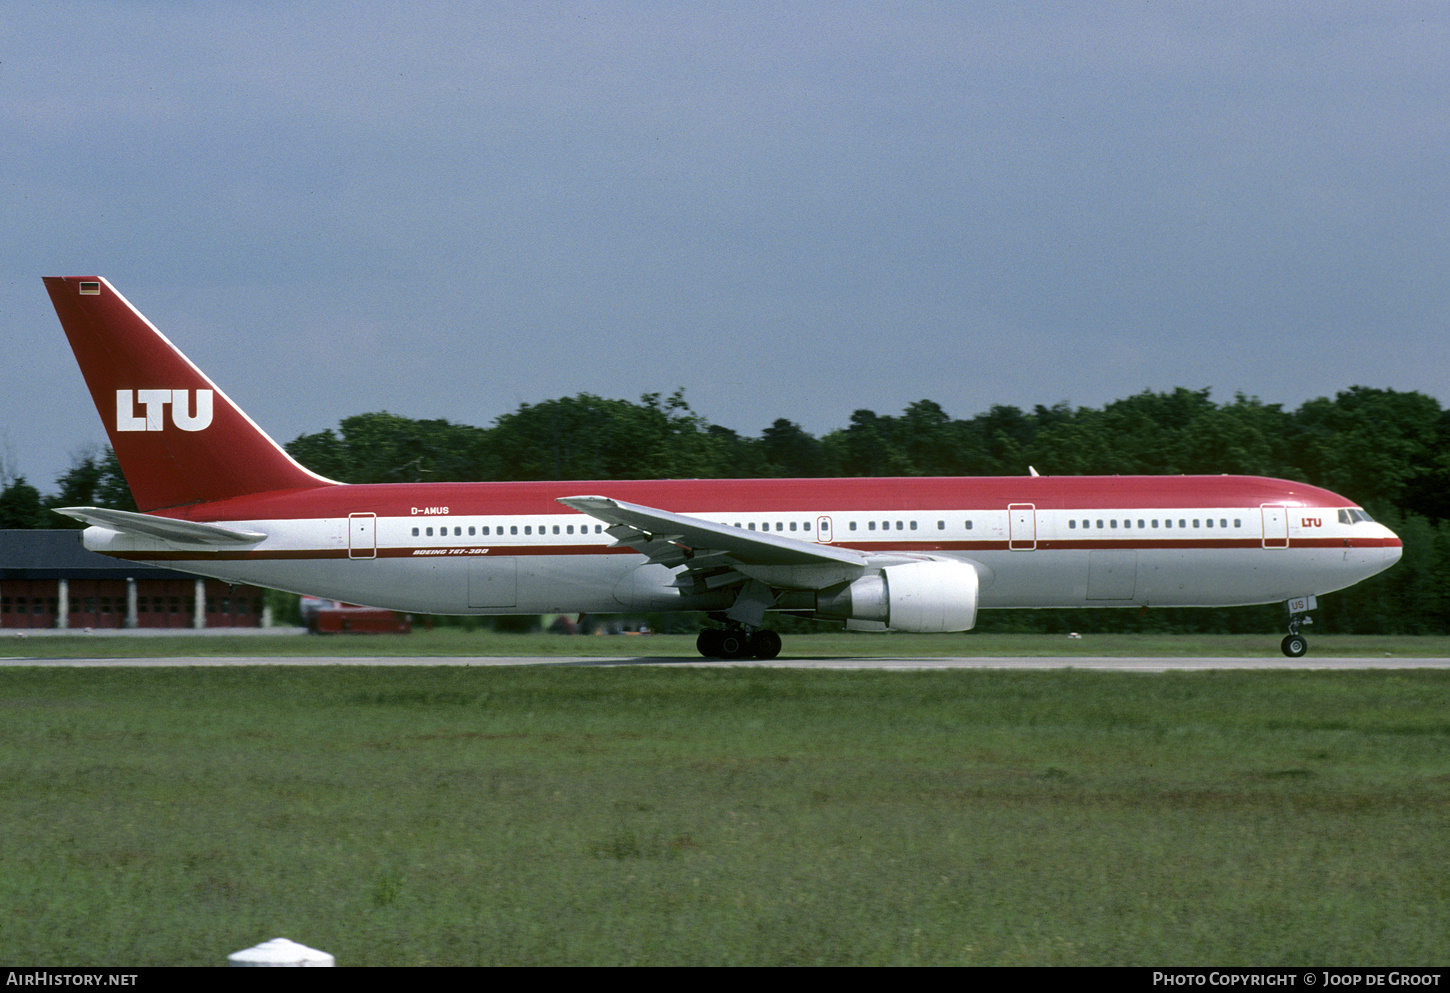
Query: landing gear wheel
[
  {"left": 718, "top": 630, "right": 751, "bottom": 659},
  {"left": 697, "top": 629, "right": 725, "bottom": 658},
  {"left": 750, "top": 629, "right": 782, "bottom": 660},
  {"left": 1281, "top": 634, "right": 1308, "bottom": 658}
]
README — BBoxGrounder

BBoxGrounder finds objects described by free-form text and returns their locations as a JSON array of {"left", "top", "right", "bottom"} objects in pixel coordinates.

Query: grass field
[
  {"left": 1, "top": 663, "right": 1447, "bottom": 965},
  {"left": 5, "top": 629, "right": 1450, "bottom": 658}
]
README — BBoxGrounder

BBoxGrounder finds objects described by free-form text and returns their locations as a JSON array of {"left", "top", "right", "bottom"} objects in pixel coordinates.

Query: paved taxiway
[{"left": 1, "top": 655, "right": 1446, "bottom": 671}]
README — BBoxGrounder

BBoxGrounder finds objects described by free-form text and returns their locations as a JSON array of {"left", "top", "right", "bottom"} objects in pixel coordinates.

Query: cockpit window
[{"left": 1338, "top": 508, "right": 1375, "bottom": 525}]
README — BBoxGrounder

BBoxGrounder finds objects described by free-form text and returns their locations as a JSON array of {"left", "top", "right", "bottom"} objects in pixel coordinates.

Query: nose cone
[{"left": 1370, "top": 523, "right": 1403, "bottom": 576}]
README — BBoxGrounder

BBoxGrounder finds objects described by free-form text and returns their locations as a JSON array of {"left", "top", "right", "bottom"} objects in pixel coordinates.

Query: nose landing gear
[{"left": 1280, "top": 597, "right": 1315, "bottom": 657}]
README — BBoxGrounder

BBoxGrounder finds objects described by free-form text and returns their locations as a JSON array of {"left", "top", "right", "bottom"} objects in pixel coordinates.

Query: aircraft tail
[{"left": 44, "top": 276, "right": 336, "bottom": 512}]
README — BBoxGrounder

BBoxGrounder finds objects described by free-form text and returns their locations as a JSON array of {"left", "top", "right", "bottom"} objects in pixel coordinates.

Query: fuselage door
[
  {"left": 1261, "top": 505, "right": 1289, "bottom": 549},
  {"left": 1008, "top": 503, "right": 1036, "bottom": 551},
  {"left": 816, "top": 516, "right": 834, "bottom": 543},
  {"left": 348, "top": 513, "right": 377, "bottom": 559}
]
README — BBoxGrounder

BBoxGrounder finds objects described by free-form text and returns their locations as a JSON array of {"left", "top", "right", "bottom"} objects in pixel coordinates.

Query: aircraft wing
[
  {"left": 53, "top": 506, "right": 267, "bottom": 546},
  {"left": 557, "top": 494, "right": 870, "bottom": 591}
]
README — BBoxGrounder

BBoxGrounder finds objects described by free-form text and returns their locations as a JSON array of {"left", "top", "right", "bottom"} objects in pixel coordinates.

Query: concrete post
[
  {"left": 125, "top": 577, "right": 139, "bottom": 629},
  {"left": 56, "top": 578, "right": 69, "bottom": 630},
  {"left": 193, "top": 578, "right": 206, "bottom": 629}
]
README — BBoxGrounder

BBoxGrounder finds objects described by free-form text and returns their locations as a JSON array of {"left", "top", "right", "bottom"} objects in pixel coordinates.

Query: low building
[{"left": 1, "top": 530, "right": 271, "bottom": 630}]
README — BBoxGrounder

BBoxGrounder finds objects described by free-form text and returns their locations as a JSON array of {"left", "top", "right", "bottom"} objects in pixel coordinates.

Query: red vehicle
[{"left": 301, "top": 596, "right": 411, "bottom": 634}]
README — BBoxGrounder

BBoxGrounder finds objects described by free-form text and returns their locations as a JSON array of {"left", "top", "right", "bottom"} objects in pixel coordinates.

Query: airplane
[{"left": 42, "top": 276, "right": 1402, "bottom": 659}]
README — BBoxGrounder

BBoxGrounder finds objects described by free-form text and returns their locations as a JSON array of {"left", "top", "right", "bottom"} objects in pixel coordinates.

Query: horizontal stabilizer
[{"left": 53, "top": 506, "right": 267, "bottom": 545}]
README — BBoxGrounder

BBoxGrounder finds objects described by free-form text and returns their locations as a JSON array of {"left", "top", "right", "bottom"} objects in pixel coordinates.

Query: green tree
[
  {"left": 1291, "top": 387, "right": 1441, "bottom": 508},
  {"left": 0, "top": 477, "right": 49, "bottom": 528},
  {"left": 94, "top": 449, "right": 138, "bottom": 512},
  {"left": 44, "top": 451, "right": 102, "bottom": 527},
  {"left": 285, "top": 412, "right": 489, "bottom": 484},
  {"left": 971, "top": 404, "right": 1036, "bottom": 475},
  {"left": 484, "top": 389, "right": 730, "bottom": 481},
  {"left": 1028, "top": 404, "right": 1115, "bottom": 476},
  {"left": 897, "top": 400, "right": 952, "bottom": 476},
  {"left": 826, "top": 409, "right": 916, "bottom": 476},
  {"left": 758, "top": 419, "right": 825, "bottom": 478}
]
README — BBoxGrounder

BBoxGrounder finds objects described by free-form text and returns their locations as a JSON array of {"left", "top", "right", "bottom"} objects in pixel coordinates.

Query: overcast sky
[{"left": 5, "top": 2, "right": 1447, "bottom": 491}]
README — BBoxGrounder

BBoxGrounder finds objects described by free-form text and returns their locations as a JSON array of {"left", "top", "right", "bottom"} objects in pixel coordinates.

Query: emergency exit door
[
  {"left": 1009, "top": 504, "right": 1036, "bottom": 550},
  {"left": 348, "top": 513, "right": 376, "bottom": 559}
]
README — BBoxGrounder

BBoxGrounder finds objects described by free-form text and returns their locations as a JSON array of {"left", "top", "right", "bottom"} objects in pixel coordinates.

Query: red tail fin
[{"left": 44, "top": 276, "right": 335, "bottom": 511}]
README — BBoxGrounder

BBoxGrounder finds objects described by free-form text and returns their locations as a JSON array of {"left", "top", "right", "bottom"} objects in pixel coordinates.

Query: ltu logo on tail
[{"left": 115, "top": 389, "right": 214, "bottom": 432}]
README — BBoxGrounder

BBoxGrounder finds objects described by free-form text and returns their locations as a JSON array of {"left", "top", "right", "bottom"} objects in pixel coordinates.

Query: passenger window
[
  {"left": 777, "top": 522, "right": 783, "bottom": 532},
  {"left": 1069, "top": 520, "right": 1076, "bottom": 529},
  {"left": 938, "top": 521, "right": 945, "bottom": 530},
  {"left": 1137, "top": 519, "right": 1145, "bottom": 529},
  {"left": 1110, "top": 519, "right": 1118, "bottom": 529},
  {"left": 868, "top": 521, "right": 877, "bottom": 531},
  {"left": 468, "top": 526, "right": 475, "bottom": 536},
  {"left": 896, "top": 521, "right": 903, "bottom": 531},
  {"left": 411, "top": 527, "right": 419, "bottom": 537},
  {"left": 789, "top": 522, "right": 797, "bottom": 531},
  {"left": 1206, "top": 519, "right": 1214, "bottom": 528},
  {"left": 1096, "top": 520, "right": 1104, "bottom": 529},
  {"left": 1151, "top": 520, "right": 1158, "bottom": 528},
  {"left": 1234, "top": 519, "right": 1241, "bottom": 528},
  {"left": 910, "top": 521, "right": 917, "bottom": 530},
  {"left": 1179, "top": 519, "right": 1186, "bottom": 528},
  {"left": 965, "top": 520, "right": 973, "bottom": 530},
  {"left": 511, "top": 526, "right": 518, "bottom": 535},
  {"left": 426, "top": 527, "right": 433, "bottom": 537},
  {"left": 1220, "top": 519, "right": 1227, "bottom": 528},
  {"left": 804, "top": 522, "right": 811, "bottom": 531},
  {"left": 1193, "top": 519, "right": 1200, "bottom": 528},
  {"left": 849, "top": 522, "right": 857, "bottom": 531},
  {"left": 553, "top": 525, "right": 560, "bottom": 535}
]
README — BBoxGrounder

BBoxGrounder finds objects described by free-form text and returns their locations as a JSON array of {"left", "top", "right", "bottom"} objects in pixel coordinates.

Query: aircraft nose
[{"left": 1378, "top": 525, "right": 1404, "bottom": 569}]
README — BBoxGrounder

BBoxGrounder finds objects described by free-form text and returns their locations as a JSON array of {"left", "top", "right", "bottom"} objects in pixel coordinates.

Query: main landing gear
[{"left": 696, "top": 625, "right": 783, "bottom": 660}]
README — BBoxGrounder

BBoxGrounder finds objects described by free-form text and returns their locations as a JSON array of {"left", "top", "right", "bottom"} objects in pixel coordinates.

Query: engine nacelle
[{"left": 815, "top": 560, "right": 979, "bottom": 632}]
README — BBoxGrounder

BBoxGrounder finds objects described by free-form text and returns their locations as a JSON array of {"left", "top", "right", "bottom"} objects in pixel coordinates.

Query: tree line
[{"left": 4, "top": 386, "right": 1446, "bottom": 634}]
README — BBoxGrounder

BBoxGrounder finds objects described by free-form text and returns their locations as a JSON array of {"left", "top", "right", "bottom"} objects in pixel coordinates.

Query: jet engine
[{"left": 815, "top": 560, "right": 979, "bottom": 632}]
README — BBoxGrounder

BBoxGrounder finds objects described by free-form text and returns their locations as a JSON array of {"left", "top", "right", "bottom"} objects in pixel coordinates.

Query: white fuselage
[{"left": 79, "top": 496, "right": 1402, "bottom": 618}]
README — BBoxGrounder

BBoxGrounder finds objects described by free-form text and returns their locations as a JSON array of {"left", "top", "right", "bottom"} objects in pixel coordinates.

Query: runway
[{"left": 2, "top": 655, "right": 1446, "bottom": 671}]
